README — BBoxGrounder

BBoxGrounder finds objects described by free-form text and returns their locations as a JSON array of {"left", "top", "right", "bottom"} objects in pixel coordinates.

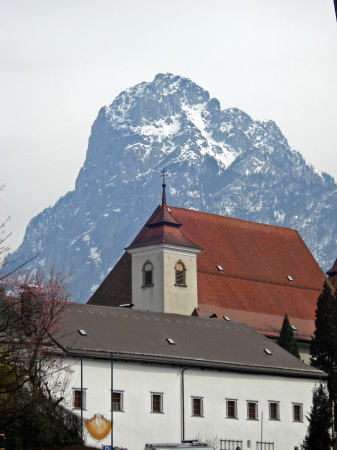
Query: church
[
  {"left": 88, "top": 174, "right": 334, "bottom": 363},
  {"left": 52, "top": 174, "right": 336, "bottom": 450}
]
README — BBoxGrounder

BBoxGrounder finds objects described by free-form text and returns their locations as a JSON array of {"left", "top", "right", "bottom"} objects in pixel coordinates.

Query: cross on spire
[{"left": 160, "top": 167, "right": 167, "bottom": 205}]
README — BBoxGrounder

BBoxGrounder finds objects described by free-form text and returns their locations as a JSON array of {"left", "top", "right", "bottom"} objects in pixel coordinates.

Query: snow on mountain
[{"left": 5, "top": 73, "right": 337, "bottom": 302}]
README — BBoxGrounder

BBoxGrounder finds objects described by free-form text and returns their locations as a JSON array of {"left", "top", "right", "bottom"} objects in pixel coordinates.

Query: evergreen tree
[
  {"left": 278, "top": 313, "right": 300, "bottom": 359},
  {"left": 310, "top": 281, "right": 337, "bottom": 404},
  {"left": 301, "top": 383, "right": 334, "bottom": 450}
]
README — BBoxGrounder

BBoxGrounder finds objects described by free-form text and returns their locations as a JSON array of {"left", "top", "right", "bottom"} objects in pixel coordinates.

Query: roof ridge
[{"left": 169, "top": 206, "right": 299, "bottom": 233}]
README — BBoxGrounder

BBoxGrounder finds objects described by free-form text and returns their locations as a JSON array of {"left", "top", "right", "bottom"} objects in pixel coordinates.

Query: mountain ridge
[{"left": 6, "top": 73, "right": 337, "bottom": 302}]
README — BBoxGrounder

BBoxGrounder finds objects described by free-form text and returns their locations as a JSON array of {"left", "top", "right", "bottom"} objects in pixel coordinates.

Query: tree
[
  {"left": 0, "top": 266, "right": 83, "bottom": 448},
  {"left": 310, "top": 281, "right": 337, "bottom": 406},
  {"left": 301, "top": 383, "right": 334, "bottom": 450},
  {"left": 277, "top": 313, "right": 300, "bottom": 359}
]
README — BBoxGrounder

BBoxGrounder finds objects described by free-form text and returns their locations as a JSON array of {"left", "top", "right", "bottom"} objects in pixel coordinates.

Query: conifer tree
[
  {"left": 278, "top": 313, "right": 300, "bottom": 359},
  {"left": 301, "top": 383, "right": 334, "bottom": 450},
  {"left": 310, "top": 281, "right": 337, "bottom": 404}
]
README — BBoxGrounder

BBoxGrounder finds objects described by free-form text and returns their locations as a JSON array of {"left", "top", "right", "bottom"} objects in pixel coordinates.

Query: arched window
[
  {"left": 143, "top": 261, "right": 153, "bottom": 287},
  {"left": 175, "top": 261, "right": 186, "bottom": 286}
]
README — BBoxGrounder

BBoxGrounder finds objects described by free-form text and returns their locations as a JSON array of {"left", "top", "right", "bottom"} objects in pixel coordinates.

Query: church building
[{"left": 88, "top": 175, "right": 332, "bottom": 362}]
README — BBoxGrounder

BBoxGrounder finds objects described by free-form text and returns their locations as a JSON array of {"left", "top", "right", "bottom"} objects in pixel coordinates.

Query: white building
[{"left": 54, "top": 303, "right": 327, "bottom": 450}]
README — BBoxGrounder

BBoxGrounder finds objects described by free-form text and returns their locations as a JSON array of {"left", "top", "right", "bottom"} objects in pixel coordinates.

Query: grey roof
[{"left": 53, "top": 303, "right": 326, "bottom": 379}]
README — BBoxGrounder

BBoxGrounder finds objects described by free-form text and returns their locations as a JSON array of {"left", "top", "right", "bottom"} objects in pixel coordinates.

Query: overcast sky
[{"left": 1, "top": 0, "right": 337, "bottom": 251}]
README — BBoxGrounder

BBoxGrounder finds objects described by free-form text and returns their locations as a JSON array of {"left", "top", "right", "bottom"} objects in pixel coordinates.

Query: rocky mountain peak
[{"left": 6, "top": 74, "right": 337, "bottom": 302}]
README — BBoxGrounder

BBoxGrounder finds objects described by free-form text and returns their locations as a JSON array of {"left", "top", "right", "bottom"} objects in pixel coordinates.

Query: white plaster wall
[
  {"left": 130, "top": 246, "right": 165, "bottom": 313},
  {"left": 162, "top": 248, "right": 198, "bottom": 315},
  {"left": 128, "top": 245, "right": 199, "bottom": 315},
  {"left": 64, "top": 356, "right": 320, "bottom": 450}
]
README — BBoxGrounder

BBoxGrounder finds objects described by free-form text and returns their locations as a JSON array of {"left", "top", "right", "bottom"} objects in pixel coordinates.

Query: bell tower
[{"left": 125, "top": 168, "right": 202, "bottom": 315}]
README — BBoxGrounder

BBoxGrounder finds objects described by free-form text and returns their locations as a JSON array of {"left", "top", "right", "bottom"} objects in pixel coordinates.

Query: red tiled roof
[
  {"left": 167, "top": 207, "right": 326, "bottom": 320},
  {"left": 193, "top": 305, "right": 315, "bottom": 342},
  {"left": 89, "top": 205, "right": 327, "bottom": 320},
  {"left": 87, "top": 252, "right": 131, "bottom": 307}
]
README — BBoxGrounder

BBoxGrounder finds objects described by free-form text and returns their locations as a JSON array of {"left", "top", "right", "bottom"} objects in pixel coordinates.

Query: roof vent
[
  {"left": 204, "top": 313, "right": 217, "bottom": 318},
  {"left": 291, "top": 325, "right": 297, "bottom": 331},
  {"left": 166, "top": 338, "right": 175, "bottom": 345},
  {"left": 264, "top": 348, "right": 272, "bottom": 355},
  {"left": 89, "top": 311, "right": 94, "bottom": 314},
  {"left": 78, "top": 329, "right": 87, "bottom": 336},
  {"left": 223, "top": 316, "right": 231, "bottom": 321},
  {"left": 101, "top": 312, "right": 105, "bottom": 315},
  {"left": 217, "top": 265, "right": 224, "bottom": 271},
  {"left": 78, "top": 309, "right": 82, "bottom": 312},
  {"left": 167, "top": 207, "right": 171, "bottom": 213},
  {"left": 119, "top": 303, "right": 134, "bottom": 308},
  {"left": 287, "top": 275, "right": 293, "bottom": 282}
]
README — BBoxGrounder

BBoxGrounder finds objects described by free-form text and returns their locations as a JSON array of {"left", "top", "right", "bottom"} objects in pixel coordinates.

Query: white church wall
[
  {"left": 64, "top": 356, "right": 319, "bottom": 450},
  {"left": 128, "top": 244, "right": 199, "bottom": 315}
]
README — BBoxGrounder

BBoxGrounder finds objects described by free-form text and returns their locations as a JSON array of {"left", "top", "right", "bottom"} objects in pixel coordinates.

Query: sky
[{"left": 1, "top": 0, "right": 337, "bottom": 252}]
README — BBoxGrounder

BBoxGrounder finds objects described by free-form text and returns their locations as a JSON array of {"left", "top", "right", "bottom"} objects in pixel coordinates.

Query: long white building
[{"left": 53, "top": 303, "right": 327, "bottom": 450}]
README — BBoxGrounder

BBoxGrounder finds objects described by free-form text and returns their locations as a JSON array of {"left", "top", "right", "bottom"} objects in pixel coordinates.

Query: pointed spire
[{"left": 161, "top": 167, "right": 167, "bottom": 205}]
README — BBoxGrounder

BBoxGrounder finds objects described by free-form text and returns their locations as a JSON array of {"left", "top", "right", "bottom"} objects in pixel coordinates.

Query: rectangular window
[
  {"left": 293, "top": 404, "right": 303, "bottom": 422},
  {"left": 151, "top": 393, "right": 163, "bottom": 413},
  {"left": 247, "top": 401, "right": 258, "bottom": 420},
  {"left": 269, "top": 401, "right": 280, "bottom": 420},
  {"left": 73, "top": 389, "right": 86, "bottom": 409},
  {"left": 226, "top": 399, "right": 238, "bottom": 418},
  {"left": 192, "top": 397, "right": 203, "bottom": 417},
  {"left": 113, "top": 391, "right": 124, "bottom": 411}
]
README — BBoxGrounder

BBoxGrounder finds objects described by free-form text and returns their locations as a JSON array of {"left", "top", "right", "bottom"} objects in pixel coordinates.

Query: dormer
[{"left": 125, "top": 170, "right": 202, "bottom": 315}]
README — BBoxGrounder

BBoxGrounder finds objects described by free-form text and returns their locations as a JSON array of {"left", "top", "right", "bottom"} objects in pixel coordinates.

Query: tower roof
[{"left": 125, "top": 203, "right": 201, "bottom": 251}]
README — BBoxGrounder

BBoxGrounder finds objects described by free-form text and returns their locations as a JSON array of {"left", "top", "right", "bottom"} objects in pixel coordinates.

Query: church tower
[{"left": 125, "top": 169, "right": 201, "bottom": 315}]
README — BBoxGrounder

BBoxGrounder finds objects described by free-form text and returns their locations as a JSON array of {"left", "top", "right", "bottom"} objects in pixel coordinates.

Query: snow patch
[
  {"left": 89, "top": 247, "right": 102, "bottom": 265},
  {"left": 274, "top": 210, "right": 286, "bottom": 224}
]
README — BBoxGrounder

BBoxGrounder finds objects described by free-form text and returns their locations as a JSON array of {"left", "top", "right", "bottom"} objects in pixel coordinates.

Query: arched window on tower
[
  {"left": 142, "top": 261, "right": 154, "bottom": 287},
  {"left": 175, "top": 261, "right": 186, "bottom": 286}
]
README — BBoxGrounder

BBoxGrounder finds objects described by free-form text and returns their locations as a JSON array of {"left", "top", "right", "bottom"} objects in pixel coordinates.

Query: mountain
[{"left": 6, "top": 73, "right": 337, "bottom": 302}]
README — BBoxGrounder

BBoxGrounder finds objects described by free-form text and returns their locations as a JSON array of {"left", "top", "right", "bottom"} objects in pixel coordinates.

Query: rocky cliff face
[{"left": 6, "top": 73, "right": 337, "bottom": 302}]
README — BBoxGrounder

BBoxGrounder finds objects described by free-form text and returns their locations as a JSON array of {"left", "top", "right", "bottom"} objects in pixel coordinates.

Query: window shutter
[
  {"left": 247, "top": 402, "right": 249, "bottom": 419},
  {"left": 256, "top": 402, "right": 258, "bottom": 419},
  {"left": 73, "top": 389, "right": 75, "bottom": 407},
  {"left": 277, "top": 403, "right": 280, "bottom": 420},
  {"left": 234, "top": 401, "right": 237, "bottom": 419}
]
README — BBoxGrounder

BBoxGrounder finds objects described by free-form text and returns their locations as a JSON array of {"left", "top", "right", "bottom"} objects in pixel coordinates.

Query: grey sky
[{"left": 1, "top": 0, "right": 337, "bottom": 251}]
